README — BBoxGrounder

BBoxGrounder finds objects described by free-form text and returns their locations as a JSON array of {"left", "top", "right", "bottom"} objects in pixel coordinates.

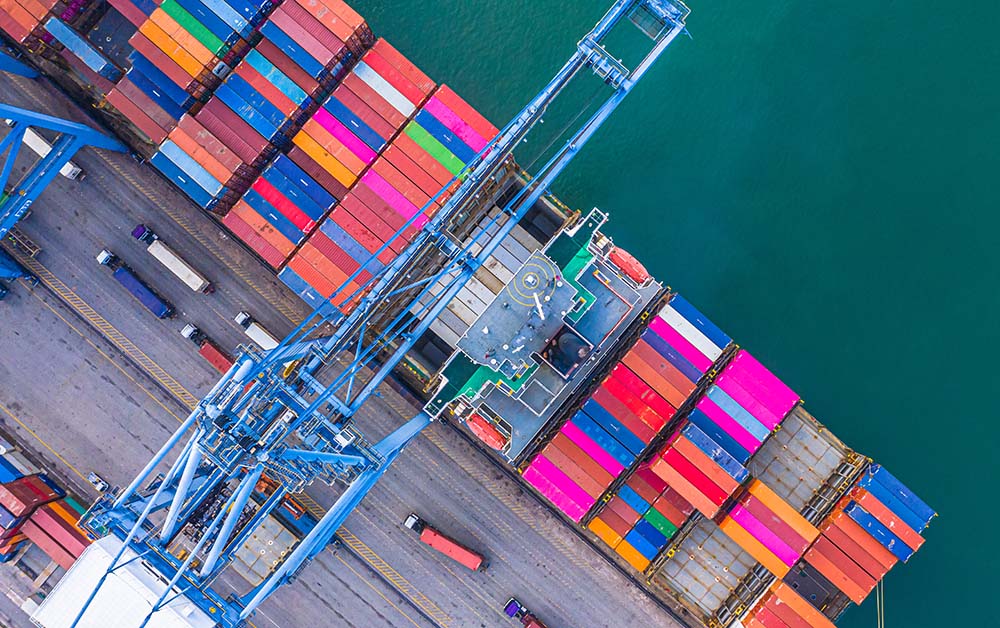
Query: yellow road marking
[
  {"left": 0, "top": 401, "right": 88, "bottom": 483},
  {"left": 5, "top": 248, "right": 199, "bottom": 409}
]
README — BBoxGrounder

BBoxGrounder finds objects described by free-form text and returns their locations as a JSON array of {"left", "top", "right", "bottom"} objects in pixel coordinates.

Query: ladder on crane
[{"left": 70, "top": 2, "right": 691, "bottom": 626}]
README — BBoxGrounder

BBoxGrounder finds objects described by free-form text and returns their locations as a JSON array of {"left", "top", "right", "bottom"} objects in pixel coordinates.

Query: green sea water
[{"left": 353, "top": 2, "right": 997, "bottom": 626}]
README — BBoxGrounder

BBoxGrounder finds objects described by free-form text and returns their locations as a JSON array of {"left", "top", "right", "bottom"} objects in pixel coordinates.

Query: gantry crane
[
  {"left": 68, "top": 2, "right": 691, "bottom": 626},
  {"left": 0, "top": 51, "right": 126, "bottom": 279}
]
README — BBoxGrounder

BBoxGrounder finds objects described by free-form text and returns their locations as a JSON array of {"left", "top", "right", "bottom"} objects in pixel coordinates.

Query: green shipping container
[
  {"left": 161, "top": 0, "right": 227, "bottom": 56},
  {"left": 405, "top": 121, "right": 466, "bottom": 175},
  {"left": 643, "top": 507, "right": 678, "bottom": 540}
]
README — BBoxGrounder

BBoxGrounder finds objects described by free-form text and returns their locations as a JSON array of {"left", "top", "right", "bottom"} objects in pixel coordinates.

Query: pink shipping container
[
  {"left": 648, "top": 316, "right": 714, "bottom": 372},
  {"left": 561, "top": 421, "right": 625, "bottom": 476},
  {"left": 715, "top": 372, "right": 784, "bottom": 430},
  {"left": 695, "top": 396, "right": 763, "bottom": 453},
  {"left": 725, "top": 350, "right": 800, "bottom": 416},
  {"left": 729, "top": 505, "right": 801, "bottom": 566},
  {"left": 522, "top": 465, "right": 588, "bottom": 522}
]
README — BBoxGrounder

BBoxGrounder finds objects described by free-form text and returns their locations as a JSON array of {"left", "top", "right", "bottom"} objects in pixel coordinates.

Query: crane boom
[{"left": 64, "top": 3, "right": 691, "bottom": 626}]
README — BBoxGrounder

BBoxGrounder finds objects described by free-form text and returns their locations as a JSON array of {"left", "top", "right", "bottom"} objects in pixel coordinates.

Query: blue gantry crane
[
  {"left": 0, "top": 53, "right": 126, "bottom": 279},
  {"left": 65, "top": 2, "right": 691, "bottom": 626}
]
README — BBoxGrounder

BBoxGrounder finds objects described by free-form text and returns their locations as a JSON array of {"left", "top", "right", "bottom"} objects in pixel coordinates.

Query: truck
[
  {"left": 131, "top": 224, "right": 213, "bottom": 294},
  {"left": 402, "top": 513, "right": 487, "bottom": 571},
  {"left": 234, "top": 311, "right": 279, "bottom": 351},
  {"left": 181, "top": 324, "right": 235, "bottom": 374},
  {"left": 96, "top": 250, "right": 174, "bottom": 319},
  {"left": 503, "top": 598, "right": 549, "bottom": 628}
]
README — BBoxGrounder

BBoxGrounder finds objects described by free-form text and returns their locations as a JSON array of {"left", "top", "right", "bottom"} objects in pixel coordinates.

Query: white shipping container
[
  {"left": 658, "top": 305, "right": 724, "bottom": 361},
  {"left": 146, "top": 240, "right": 211, "bottom": 293},
  {"left": 244, "top": 322, "right": 279, "bottom": 351}
]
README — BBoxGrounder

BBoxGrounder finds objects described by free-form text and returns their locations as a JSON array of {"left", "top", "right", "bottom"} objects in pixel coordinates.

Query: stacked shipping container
[
  {"left": 22, "top": 497, "right": 91, "bottom": 569},
  {"left": 588, "top": 463, "right": 694, "bottom": 572},
  {"left": 800, "top": 464, "right": 933, "bottom": 605},
  {"left": 153, "top": 0, "right": 372, "bottom": 212},
  {"left": 717, "top": 479, "right": 820, "bottom": 579},
  {"left": 0, "top": 473, "right": 64, "bottom": 562},
  {"left": 743, "top": 581, "right": 837, "bottom": 628},
  {"left": 278, "top": 68, "right": 501, "bottom": 307},
  {"left": 0, "top": 454, "right": 27, "bottom": 562},
  {"left": 522, "top": 293, "right": 729, "bottom": 524},
  {"left": 0, "top": 0, "right": 88, "bottom": 46}
]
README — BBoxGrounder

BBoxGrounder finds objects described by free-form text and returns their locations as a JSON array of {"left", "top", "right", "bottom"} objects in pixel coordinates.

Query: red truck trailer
[
  {"left": 181, "top": 324, "right": 235, "bottom": 374},
  {"left": 503, "top": 598, "right": 549, "bottom": 628},
  {"left": 403, "top": 513, "right": 487, "bottom": 571}
]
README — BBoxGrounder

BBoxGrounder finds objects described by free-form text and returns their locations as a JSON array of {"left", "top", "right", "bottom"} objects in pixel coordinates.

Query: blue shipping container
[
  {"left": 0, "top": 457, "right": 21, "bottom": 484},
  {"left": 243, "top": 189, "right": 304, "bottom": 244},
  {"left": 158, "top": 141, "right": 225, "bottom": 196},
  {"left": 259, "top": 22, "right": 325, "bottom": 79},
  {"left": 173, "top": 0, "right": 240, "bottom": 47},
  {"left": 705, "top": 386, "right": 770, "bottom": 441},
  {"left": 200, "top": 0, "right": 252, "bottom": 37},
  {"left": 623, "top": 528, "right": 659, "bottom": 561},
  {"left": 127, "top": 68, "right": 188, "bottom": 121},
  {"left": 112, "top": 267, "right": 173, "bottom": 318},
  {"left": 221, "top": 0, "right": 270, "bottom": 26},
  {"left": 843, "top": 502, "right": 914, "bottom": 562},
  {"left": 415, "top": 109, "right": 477, "bottom": 163},
  {"left": 44, "top": 18, "right": 122, "bottom": 81},
  {"left": 865, "top": 465, "right": 935, "bottom": 528},
  {"left": 616, "top": 485, "right": 650, "bottom": 515},
  {"left": 261, "top": 167, "right": 326, "bottom": 220},
  {"left": 570, "top": 412, "right": 635, "bottom": 469},
  {"left": 641, "top": 326, "right": 702, "bottom": 381},
  {"left": 318, "top": 221, "right": 383, "bottom": 273},
  {"left": 668, "top": 294, "right": 731, "bottom": 350},
  {"left": 279, "top": 267, "right": 324, "bottom": 309},
  {"left": 219, "top": 78, "right": 286, "bottom": 132},
  {"left": 681, "top": 423, "right": 750, "bottom": 483},
  {"left": 272, "top": 155, "right": 336, "bottom": 207},
  {"left": 324, "top": 95, "right": 386, "bottom": 152},
  {"left": 245, "top": 50, "right": 309, "bottom": 105},
  {"left": 633, "top": 518, "right": 668, "bottom": 547},
  {"left": 687, "top": 409, "right": 751, "bottom": 464},
  {"left": 150, "top": 152, "right": 216, "bottom": 208},
  {"left": 582, "top": 399, "right": 647, "bottom": 456},
  {"left": 128, "top": 52, "right": 196, "bottom": 110},
  {"left": 0, "top": 503, "right": 24, "bottom": 529}
]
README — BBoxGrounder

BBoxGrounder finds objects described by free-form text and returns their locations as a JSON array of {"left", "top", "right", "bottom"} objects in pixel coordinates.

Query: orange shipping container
[
  {"left": 763, "top": 595, "right": 811, "bottom": 628},
  {"left": 718, "top": 517, "right": 790, "bottom": 578},
  {"left": 824, "top": 510, "right": 897, "bottom": 572},
  {"left": 631, "top": 338, "right": 697, "bottom": 395},
  {"left": 804, "top": 537, "right": 875, "bottom": 604},
  {"left": 770, "top": 581, "right": 836, "bottom": 628},
  {"left": 613, "top": 539, "right": 650, "bottom": 572},
  {"left": 15, "top": 0, "right": 48, "bottom": 22},
  {"left": 747, "top": 480, "right": 819, "bottom": 544},
  {"left": 137, "top": 22, "right": 201, "bottom": 77},
  {"left": 649, "top": 458, "right": 719, "bottom": 518},
  {"left": 849, "top": 487, "right": 924, "bottom": 551},
  {"left": 231, "top": 201, "right": 296, "bottom": 257},
  {"left": 588, "top": 517, "right": 623, "bottom": 549},
  {"left": 293, "top": 129, "right": 358, "bottom": 187},
  {"left": 149, "top": 9, "right": 214, "bottom": 66},
  {"left": 300, "top": 120, "right": 366, "bottom": 175},
  {"left": 540, "top": 444, "right": 605, "bottom": 499},
  {"left": 820, "top": 521, "right": 891, "bottom": 580},
  {"left": 168, "top": 128, "right": 235, "bottom": 183},
  {"left": 622, "top": 350, "right": 687, "bottom": 408}
]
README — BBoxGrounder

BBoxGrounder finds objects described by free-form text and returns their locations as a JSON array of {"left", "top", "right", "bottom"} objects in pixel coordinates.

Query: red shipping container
[
  {"left": 278, "top": 0, "right": 347, "bottom": 57},
  {"left": 19, "top": 520, "right": 75, "bottom": 570},
  {"left": 652, "top": 494, "right": 688, "bottom": 528},
  {"left": 129, "top": 32, "right": 199, "bottom": 90},
  {"left": 253, "top": 178, "right": 316, "bottom": 233},
  {"left": 236, "top": 62, "right": 298, "bottom": 116},
  {"left": 541, "top": 443, "right": 606, "bottom": 499},
  {"left": 29, "top": 506, "right": 89, "bottom": 556},
  {"left": 177, "top": 116, "right": 245, "bottom": 173},
  {"left": 594, "top": 512, "right": 631, "bottom": 540},
  {"left": 0, "top": 11, "right": 32, "bottom": 43},
  {"left": 362, "top": 49, "right": 427, "bottom": 107},
  {"left": 292, "top": 0, "right": 362, "bottom": 44},
  {"left": 550, "top": 432, "right": 614, "bottom": 487},
  {"left": 268, "top": 8, "right": 337, "bottom": 66},
  {"left": 114, "top": 78, "right": 177, "bottom": 130},
  {"left": 328, "top": 209, "right": 394, "bottom": 264},
  {"left": 824, "top": 510, "right": 898, "bottom": 572},
  {"left": 739, "top": 494, "right": 810, "bottom": 555},
  {"left": 604, "top": 496, "right": 641, "bottom": 526},
  {"left": 393, "top": 131, "right": 454, "bottom": 187},
  {"left": 591, "top": 386, "right": 657, "bottom": 443},
  {"left": 0, "top": 476, "right": 59, "bottom": 517},
  {"left": 849, "top": 488, "right": 924, "bottom": 551},
  {"left": 820, "top": 525, "right": 889, "bottom": 581},
  {"left": 255, "top": 39, "right": 319, "bottom": 95},
  {"left": 305, "top": 232, "right": 372, "bottom": 284},
  {"left": 105, "top": 90, "right": 167, "bottom": 144},
  {"left": 434, "top": 84, "right": 499, "bottom": 143},
  {"left": 600, "top": 375, "right": 669, "bottom": 434},
  {"left": 625, "top": 472, "right": 661, "bottom": 505},
  {"left": 332, "top": 85, "right": 396, "bottom": 138},
  {"left": 631, "top": 338, "right": 696, "bottom": 394},
  {"left": 650, "top": 459, "right": 718, "bottom": 518},
  {"left": 806, "top": 536, "right": 876, "bottom": 604},
  {"left": 339, "top": 194, "right": 402, "bottom": 251},
  {"left": 350, "top": 181, "right": 409, "bottom": 230},
  {"left": 608, "top": 364, "right": 677, "bottom": 421},
  {"left": 371, "top": 39, "right": 435, "bottom": 95},
  {"left": 670, "top": 435, "right": 738, "bottom": 496},
  {"left": 222, "top": 211, "right": 287, "bottom": 268},
  {"left": 633, "top": 465, "right": 669, "bottom": 494},
  {"left": 295, "top": 245, "right": 362, "bottom": 303},
  {"left": 382, "top": 144, "right": 444, "bottom": 198},
  {"left": 762, "top": 596, "right": 809, "bottom": 628},
  {"left": 287, "top": 146, "right": 349, "bottom": 200},
  {"left": 662, "top": 486, "right": 695, "bottom": 516},
  {"left": 342, "top": 73, "right": 406, "bottom": 127},
  {"left": 231, "top": 201, "right": 296, "bottom": 257},
  {"left": 622, "top": 349, "right": 687, "bottom": 408},
  {"left": 659, "top": 445, "right": 726, "bottom": 501},
  {"left": 108, "top": 0, "right": 146, "bottom": 27},
  {"left": 198, "top": 98, "right": 268, "bottom": 164}
]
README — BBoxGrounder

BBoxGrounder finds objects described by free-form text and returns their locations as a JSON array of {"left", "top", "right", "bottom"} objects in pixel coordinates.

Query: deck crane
[{"left": 55, "top": 2, "right": 691, "bottom": 626}]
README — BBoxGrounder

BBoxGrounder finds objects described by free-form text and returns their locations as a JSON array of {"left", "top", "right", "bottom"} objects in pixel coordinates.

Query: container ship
[{"left": 0, "top": 0, "right": 934, "bottom": 626}]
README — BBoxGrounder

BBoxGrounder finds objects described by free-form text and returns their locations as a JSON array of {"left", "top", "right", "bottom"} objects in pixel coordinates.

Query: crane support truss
[{"left": 72, "top": 2, "right": 690, "bottom": 626}]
